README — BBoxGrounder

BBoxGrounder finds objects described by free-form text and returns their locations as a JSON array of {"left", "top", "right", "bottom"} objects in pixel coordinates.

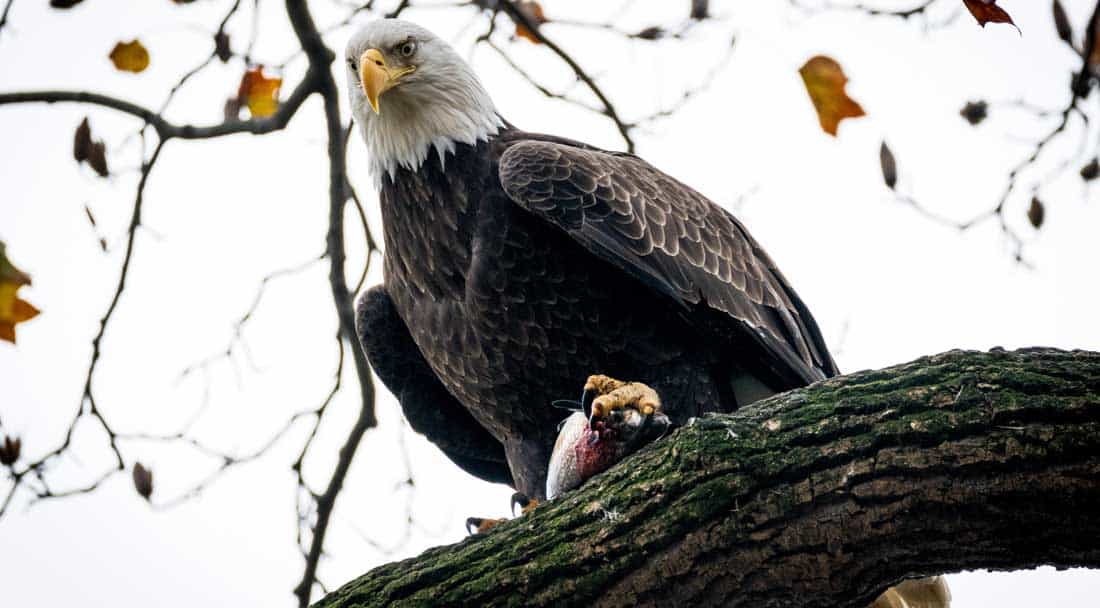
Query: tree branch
[
  {"left": 284, "top": 2, "right": 379, "bottom": 606},
  {"left": 496, "top": 0, "right": 637, "bottom": 152},
  {"left": 0, "top": 76, "right": 316, "bottom": 140},
  {"left": 315, "top": 348, "right": 1100, "bottom": 607}
]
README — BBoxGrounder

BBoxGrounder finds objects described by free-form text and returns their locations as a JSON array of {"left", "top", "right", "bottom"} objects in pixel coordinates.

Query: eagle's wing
[{"left": 498, "top": 139, "right": 838, "bottom": 387}]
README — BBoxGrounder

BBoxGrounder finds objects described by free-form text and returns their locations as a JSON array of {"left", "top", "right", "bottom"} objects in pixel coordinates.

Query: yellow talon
[{"left": 584, "top": 375, "right": 662, "bottom": 420}]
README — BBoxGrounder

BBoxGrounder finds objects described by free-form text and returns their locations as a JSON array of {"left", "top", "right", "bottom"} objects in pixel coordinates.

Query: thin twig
[{"left": 497, "top": 0, "right": 637, "bottom": 152}]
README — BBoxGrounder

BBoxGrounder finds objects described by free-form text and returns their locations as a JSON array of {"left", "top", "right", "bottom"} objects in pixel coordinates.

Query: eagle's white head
[{"left": 345, "top": 19, "right": 503, "bottom": 179}]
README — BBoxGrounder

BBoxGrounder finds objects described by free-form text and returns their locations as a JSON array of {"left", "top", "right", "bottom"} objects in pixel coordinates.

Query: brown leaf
[
  {"left": 237, "top": 67, "right": 282, "bottom": 118},
  {"left": 1053, "top": 0, "right": 1074, "bottom": 47},
  {"left": 960, "top": 100, "right": 988, "bottom": 126},
  {"left": 132, "top": 462, "right": 153, "bottom": 500},
  {"left": 214, "top": 32, "right": 232, "bottom": 63},
  {"left": 1027, "top": 197, "right": 1045, "bottom": 229},
  {"left": 0, "top": 436, "right": 20, "bottom": 466},
  {"left": 0, "top": 242, "right": 40, "bottom": 345},
  {"left": 75, "top": 117, "right": 110, "bottom": 176},
  {"left": 798, "top": 55, "right": 866, "bottom": 136},
  {"left": 514, "top": 1, "right": 547, "bottom": 43},
  {"left": 962, "top": 0, "right": 1020, "bottom": 33},
  {"left": 109, "top": 40, "right": 150, "bottom": 73},
  {"left": 880, "top": 141, "right": 898, "bottom": 190},
  {"left": 49, "top": 0, "right": 84, "bottom": 8},
  {"left": 87, "top": 142, "right": 109, "bottom": 177},
  {"left": 1090, "top": 17, "right": 1100, "bottom": 71},
  {"left": 690, "top": 0, "right": 710, "bottom": 20},
  {"left": 1081, "top": 157, "right": 1099, "bottom": 181},
  {"left": 74, "top": 118, "right": 92, "bottom": 163},
  {"left": 635, "top": 26, "right": 665, "bottom": 41}
]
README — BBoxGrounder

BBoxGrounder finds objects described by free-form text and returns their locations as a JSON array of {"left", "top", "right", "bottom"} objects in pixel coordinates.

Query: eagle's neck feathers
[{"left": 357, "top": 69, "right": 503, "bottom": 181}]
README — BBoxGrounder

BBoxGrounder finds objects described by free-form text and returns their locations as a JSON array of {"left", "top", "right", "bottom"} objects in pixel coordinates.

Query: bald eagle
[{"left": 348, "top": 20, "right": 837, "bottom": 500}]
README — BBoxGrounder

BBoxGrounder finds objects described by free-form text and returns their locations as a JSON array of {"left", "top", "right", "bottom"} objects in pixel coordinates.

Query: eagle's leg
[
  {"left": 503, "top": 437, "right": 554, "bottom": 501},
  {"left": 355, "top": 286, "right": 512, "bottom": 484}
]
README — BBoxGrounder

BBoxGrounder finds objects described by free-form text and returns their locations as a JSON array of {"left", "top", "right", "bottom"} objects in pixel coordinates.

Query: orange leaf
[
  {"left": 0, "top": 243, "right": 39, "bottom": 345},
  {"left": 109, "top": 40, "right": 150, "bottom": 73},
  {"left": 798, "top": 55, "right": 866, "bottom": 136},
  {"left": 962, "top": 0, "right": 1020, "bottom": 33},
  {"left": 514, "top": 1, "right": 547, "bottom": 43},
  {"left": 237, "top": 67, "right": 282, "bottom": 118}
]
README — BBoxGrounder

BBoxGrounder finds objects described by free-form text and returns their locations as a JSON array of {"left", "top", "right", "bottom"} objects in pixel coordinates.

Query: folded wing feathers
[{"left": 500, "top": 140, "right": 838, "bottom": 383}]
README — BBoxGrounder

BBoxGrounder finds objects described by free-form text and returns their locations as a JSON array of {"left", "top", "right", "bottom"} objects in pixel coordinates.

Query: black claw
[
  {"left": 510, "top": 492, "right": 532, "bottom": 516},
  {"left": 552, "top": 399, "right": 582, "bottom": 411},
  {"left": 465, "top": 517, "right": 483, "bottom": 535},
  {"left": 580, "top": 388, "right": 596, "bottom": 419}
]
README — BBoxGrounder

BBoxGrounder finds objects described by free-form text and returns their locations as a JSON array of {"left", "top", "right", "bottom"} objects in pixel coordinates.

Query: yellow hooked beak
[{"left": 359, "top": 48, "right": 416, "bottom": 114}]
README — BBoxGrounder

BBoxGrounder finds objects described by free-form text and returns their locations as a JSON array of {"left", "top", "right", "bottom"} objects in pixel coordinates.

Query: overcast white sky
[{"left": 2, "top": 0, "right": 1099, "bottom": 606}]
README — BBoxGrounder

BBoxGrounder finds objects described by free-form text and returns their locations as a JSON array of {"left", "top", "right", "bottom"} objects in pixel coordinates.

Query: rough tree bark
[{"left": 316, "top": 348, "right": 1100, "bottom": 607}]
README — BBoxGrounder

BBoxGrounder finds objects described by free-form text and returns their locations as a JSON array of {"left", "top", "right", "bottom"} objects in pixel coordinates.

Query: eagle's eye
[
  {"left": 347, "top": 57, "right": 357, "bottom": 72},
  {"left": 398, "top": 40, "right": 417, "bottom": 58}
]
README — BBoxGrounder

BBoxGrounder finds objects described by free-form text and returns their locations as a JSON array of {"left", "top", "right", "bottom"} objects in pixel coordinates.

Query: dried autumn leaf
[
  {"left": 1090, "top": 21, "right": 1100, "bottom": 72},
  {"left": 0, "top": 242, "right": 40, "bottom": 345},
  {"left": 962, "top": 0, "right": 1020, "bottom": 33},
  {"left": 132, "top": 462, "right": 153, "bottom": 500},
  {"left": 960, "top": 100, "right": 989, "bottom": 126},
  {"left": 74, "top": 118, "right": 92, "bottom": 163},
  {"left": 1053, "top": 0, "right": 1074, "bottom": 47},
  {"left": 635, "top": 26, "right": 665, "bottom": 41},
  {"left": 880, "top": 141, "right": 898, "bottom": 190},
  {"left": 214, "top": 31, "right": 232, "bottom": 63},
  {"left": 49, "top": 0, "right": 84, "bottom": 8},
  {"left": 0, "top": 436, "right": 20, "bottom": 466},
  {"left": 798, "top": 55, "right": 866, "bottom": 136},
  {"left": 237, "top": 67, "right": 282, "bottom": 118},
  {"left": 1081, "top": 157, "right": 1099, "bottom": 181},
  {"left": 514, "top": 1, "right": 547, "bottom": 43},
  {"left": 1027, "top": 197, "right": 1045, "bottom": 229},
  {"left": 109, "top": 40, "right": 150, "bottom": 73},
  {"left": 690, "top": 0, "right": 710, "bottom": 20},
  {"left": 87, "top": 142, "right": 108, "bottom": 177},
  {"left": 74, "top": 118, "right": 110, "bottom": 176}
]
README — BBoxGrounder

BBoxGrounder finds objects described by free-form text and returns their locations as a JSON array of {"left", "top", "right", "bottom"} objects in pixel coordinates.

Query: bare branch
[
  {"left": 1, "top": 138, "right": 167, "bottom": 517},
  {"left": 788, "top": 0, "right": 938, "bottom": 20},
  {"left": 283, "top": 2, "right": 379, "bottom": 605},
  {"left": 496, "top": 0, "right": 637, "bottom": 152},
  {"left": 0, "top": 73, "right": 316, "bottom": 140},
  {"left": 0, "top": 0, "right": 14, "bottom": 36}
]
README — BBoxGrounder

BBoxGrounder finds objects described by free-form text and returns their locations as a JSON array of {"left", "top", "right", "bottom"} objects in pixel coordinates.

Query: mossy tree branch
[{"left": 317, "top": 348, "right": 1100, "bottom": 607}]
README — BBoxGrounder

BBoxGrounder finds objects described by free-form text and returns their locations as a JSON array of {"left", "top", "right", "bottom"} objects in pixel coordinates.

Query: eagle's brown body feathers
[{"left": 356, "top": 128, "right": 836, "bottom": 498}]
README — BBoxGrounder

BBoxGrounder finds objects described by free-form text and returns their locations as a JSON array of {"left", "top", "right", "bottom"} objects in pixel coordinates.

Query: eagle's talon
[
  {"left": 466, "top": 493, "right": 540, "bottom": 536},
  {"left": 583, "top": 375, "right": 663, "bottom": 422},
  {"left": 510, "top": 491, "right": 538, "bottom": 516},
  {"left": 465, "top": 517, "right": 506, "bottom": 535}
]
